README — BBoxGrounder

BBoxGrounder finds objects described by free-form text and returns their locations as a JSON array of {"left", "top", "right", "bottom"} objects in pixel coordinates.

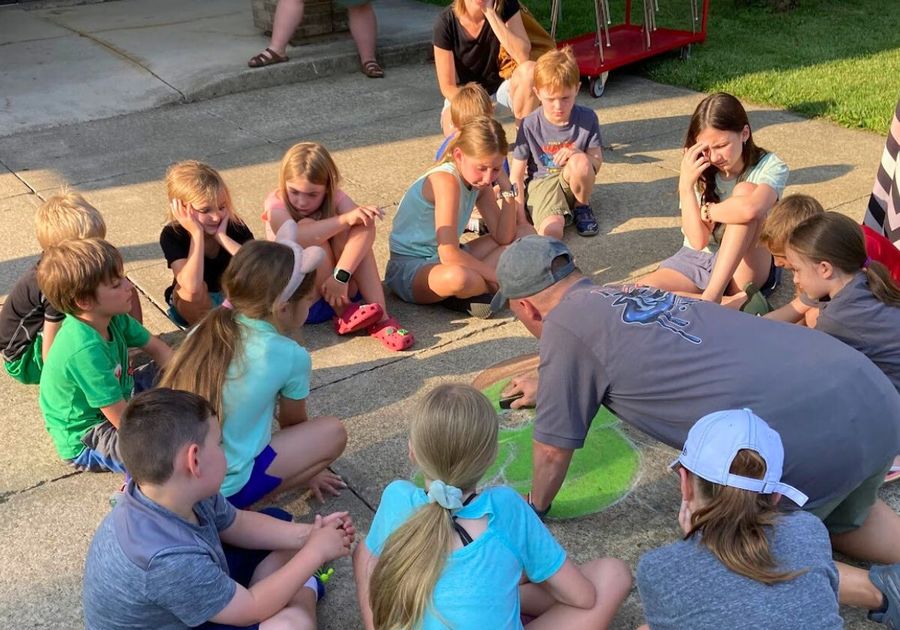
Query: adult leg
[
  {"left": 508, "top": 61, "right": 539, "bottom": 123},
  {"left": 831, "top": 500, "right": 900, "bottom": 608},
  {"left": 269, "top": 0, "right": 305, "bottom": 57},
  {"left": 521, "top": 558, "right": 632, "bottom": 629},
  {"left": 263, "top": 416, "right": 348, "bottom": 498},
  {"left": 348, "top": 3, "right": 380, "bottom": 75},
  {"left": 252, "top": 549, "right": 318, "bottom": 630}
]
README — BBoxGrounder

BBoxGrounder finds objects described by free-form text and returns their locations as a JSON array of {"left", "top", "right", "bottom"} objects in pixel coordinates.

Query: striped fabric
[{"left": 864, "top": 97, "right": 900, "bottom": 247}]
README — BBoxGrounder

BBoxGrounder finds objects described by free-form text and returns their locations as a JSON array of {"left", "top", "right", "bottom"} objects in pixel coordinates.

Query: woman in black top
[{"left": 433, "top": 0, "right": 538, "bottom": 135}]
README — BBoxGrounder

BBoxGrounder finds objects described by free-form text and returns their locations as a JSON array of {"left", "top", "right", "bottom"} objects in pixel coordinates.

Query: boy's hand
[
  {"left": 341, "top": 205, "right": 383, "bottom": 228},
  {"left": 307, "top": 469, "right": 347, "bottom": 503},
  {"left": 172, "top": 199, "right": 204, "bottom": 237},
  {"left": 679, "top": 142, "right": 710, "bottom": 190},
  {"left": 553, "top": 147, "right": 579, "bottom": 167},
  {"left": 308, "top": 515, "right": 353, "bottom": 563},
  {"left": 323, "top": 511, "right": 356, "bottom": 542},
  {"left": 502, "top": 373, "right": 538, "bottom": 409}
]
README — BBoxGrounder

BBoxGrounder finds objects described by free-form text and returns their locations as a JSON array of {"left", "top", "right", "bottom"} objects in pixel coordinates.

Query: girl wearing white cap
[
  {"left": 636, "top": 408, "right": 843, "bottom": 629},
  {"left": 354, "top": 383, "right": 631, "bottom": 629}
]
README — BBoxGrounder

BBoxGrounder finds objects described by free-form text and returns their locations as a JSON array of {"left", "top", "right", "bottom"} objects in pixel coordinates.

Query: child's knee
[
  {"left": 565, "top": 153, "right": 594, "bottom": 180},
  {"left": 319, "top": 416, "right": 348, "bottom": 456},
  {"left": 434, "top": 264, "right": 474, "bottom": 295},
  {"left": 584, "top": 557, "right": 633, "bottom": 596},
  {"left": 538, "top": 215, "right": 565, "bottom": 239}
]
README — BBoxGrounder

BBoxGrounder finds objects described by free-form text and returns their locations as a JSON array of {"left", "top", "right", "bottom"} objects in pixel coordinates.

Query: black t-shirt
[
  {"left": 0, "top": 264, "right": 64, "bottom": 362},
  {"left": 432, "top": 0, "right": 521, "bottom": 95},
  {"left": 159, "top": 222, "right": 254, "bottom": 300}
]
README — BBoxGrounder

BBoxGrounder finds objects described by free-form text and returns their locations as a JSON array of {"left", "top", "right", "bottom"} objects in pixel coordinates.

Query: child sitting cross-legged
[
  {"left": 82, "top": 388, "right": 355, "bottom": 630},
  {"left": 637, "top": 409, "right": 843, "bottom": 629},
  {"left": 37, "top": 238, "right": 171, "bottom": 472},
  {"left": 1, "top": 191, "right": 142, "bottom": 385},
  {"left": 510, "top": 47, "right": 603, "bottom": 239},
  {"left": 354, "top": 383, "right": 632, "bottom": 629},
  {"left": 160, "top": 225, "right": 348, "bottom": 508}
]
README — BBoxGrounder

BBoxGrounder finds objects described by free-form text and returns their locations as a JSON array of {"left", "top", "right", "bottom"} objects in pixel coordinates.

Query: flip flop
[
  {"left": 885, "top": 465, "right": 900, "bottom": 484},
  {"left": 361, "top": 59, "right": 385, "bottom": 78},
  {"left": 248, "top": 48, "right": 288, "bottom": 68},
  {"left": 333, "top": 302, "right": 383, "bottom": 335},
  {"left": 368, "top": 317, "right": 415, "bottom": 351}
]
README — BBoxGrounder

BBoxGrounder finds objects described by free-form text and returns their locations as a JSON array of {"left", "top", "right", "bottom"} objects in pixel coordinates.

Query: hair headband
[{"left": 274, "top": 221, "right": 324, "bottom": 304}]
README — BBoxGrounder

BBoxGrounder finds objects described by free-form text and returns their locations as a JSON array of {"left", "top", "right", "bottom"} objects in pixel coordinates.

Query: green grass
[{"left": 422, "top": 0, "right": 900, "bottom": 133}]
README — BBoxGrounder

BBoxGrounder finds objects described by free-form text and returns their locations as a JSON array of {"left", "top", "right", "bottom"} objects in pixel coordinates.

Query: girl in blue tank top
[{"left": 386, "top": 116, "right": 521, "bottom": 318}]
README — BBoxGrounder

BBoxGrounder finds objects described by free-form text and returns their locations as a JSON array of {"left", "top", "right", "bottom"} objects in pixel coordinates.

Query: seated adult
[
  {"left": 433, "top": 0, "right": 538, "bottom": 136},
  {"left": 493, "top": 235, "right": 900, "bottom": 621}
]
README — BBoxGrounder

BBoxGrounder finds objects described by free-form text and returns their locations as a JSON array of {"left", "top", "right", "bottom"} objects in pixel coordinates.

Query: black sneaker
[{"left": 442, "top": 293, "right": 494, "bottom": 319}]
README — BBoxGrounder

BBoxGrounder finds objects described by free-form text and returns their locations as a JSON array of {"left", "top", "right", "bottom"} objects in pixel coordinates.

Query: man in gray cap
[{"left": 494, "top": 235, "right": 900, "bottom": 620}]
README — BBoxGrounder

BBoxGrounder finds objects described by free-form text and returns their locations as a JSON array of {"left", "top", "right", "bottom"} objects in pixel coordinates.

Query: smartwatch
[{"left": 333, "top": 268, "right": 351, "bottom": 284}]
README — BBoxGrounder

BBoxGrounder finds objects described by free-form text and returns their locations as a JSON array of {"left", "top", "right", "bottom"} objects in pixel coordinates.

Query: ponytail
[
  {"left": 159, "top": 240, "right": 315, "bottom": 424},
  {"left": 686, "top": 450, "right": 803, "bottom": 585},
  {"left": 369, "top": 384, "right": 498, "bottom": 629},
  {"left": 789, "top": 212, "right": 900, "bottom": 308}
]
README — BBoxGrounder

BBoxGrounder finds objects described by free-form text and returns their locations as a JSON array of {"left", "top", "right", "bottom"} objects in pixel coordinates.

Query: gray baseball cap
[{"left": 490, "top": 235, "right": 576, "bottom": 312}]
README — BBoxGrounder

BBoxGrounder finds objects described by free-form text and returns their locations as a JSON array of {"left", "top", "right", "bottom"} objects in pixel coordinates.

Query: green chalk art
[{"left": 413, "top": 378, "right": 640, "bottom": 520}]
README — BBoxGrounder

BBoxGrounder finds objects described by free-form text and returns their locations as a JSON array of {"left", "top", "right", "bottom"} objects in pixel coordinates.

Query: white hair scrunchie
[
  {"left": 274, "top": 221, "right": 325, "bottom": 304},
  {"left": 427, "top": 480, "right": 463, "bottom": 510}
]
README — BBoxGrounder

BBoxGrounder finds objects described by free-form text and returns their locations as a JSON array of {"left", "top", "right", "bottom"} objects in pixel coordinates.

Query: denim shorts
[
  {"left": 385, "top": 254, "right": 439, "bottom": 304},
  {"left": 657, "top": 246, "right": 718, "bottom": 290},
  {"left": 226, "top": 445, "right": 283, "bottom": 509}
]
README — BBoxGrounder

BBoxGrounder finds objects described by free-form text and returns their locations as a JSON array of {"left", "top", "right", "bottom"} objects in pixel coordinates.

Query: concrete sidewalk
[{"left": 0, "top": 0, "right": 439, "bottom": 136}]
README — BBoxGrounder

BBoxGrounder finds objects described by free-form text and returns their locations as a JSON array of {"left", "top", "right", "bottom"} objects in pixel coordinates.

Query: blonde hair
[
  {"left": 441, "top": 116, "right": 508, "bottom": 167},
  {"left": 687, "top": 449, "right": 805, "bottom": 585},
  {"left": 36, "top": 238, "right": 123, "bottom": 315},
  {"left": 760, "top": 194, "right": 824, "bottom": 253},
  {"left": 164, "top": 160, "right": 243, "bottom": 225},
  {"left": 35, "top": 190, "right": 106, "bottom": 250},
  {"left": 533, "top": 47, "right": 579, "bottom": 92},
  {"left": 279, "top": 142, "right": 341, "bottom": 221},
  {"left": 159, "top": 240, "right": 316, "bottom": 421},
  {"left": 450, "top": 83, "right": 494, "bottom": 130},
  {"left": 788, "top": 212, "right": 900, "bottom": 308},
  {"left": 369, "top": 384, "right": 499, "bottom": 629}
]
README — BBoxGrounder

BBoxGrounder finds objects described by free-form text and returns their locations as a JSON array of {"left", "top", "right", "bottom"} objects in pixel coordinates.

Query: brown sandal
[
  {"left": 248, "top": 48, "right": 288, "bottom": 68},
  {"left": 361, "top": 59, "right": 385, "bottom": 78}
]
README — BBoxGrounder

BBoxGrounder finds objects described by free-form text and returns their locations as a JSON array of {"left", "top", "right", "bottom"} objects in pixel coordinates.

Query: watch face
[{"left": 335, "top": 269, "right": 351, "bottom": 283}]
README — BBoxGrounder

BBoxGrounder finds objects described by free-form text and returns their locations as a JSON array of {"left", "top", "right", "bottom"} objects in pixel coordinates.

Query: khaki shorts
[
  {"left": 526, "top": 173, "right": 575, "bottom": 229},
  {"left": 806, "top": 461, "right": 892, "bottom": 534}
]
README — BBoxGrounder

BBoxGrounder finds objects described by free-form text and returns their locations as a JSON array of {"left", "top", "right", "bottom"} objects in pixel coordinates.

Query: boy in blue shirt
[
  {"left": 511, "top": 47, "right": 604, "bottom": 239},
  {"left": 83, "top": 388, "right": 355, "bottom": 629}
]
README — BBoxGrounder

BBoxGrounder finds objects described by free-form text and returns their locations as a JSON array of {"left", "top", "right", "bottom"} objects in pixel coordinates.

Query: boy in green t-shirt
[{"left": 37, "top": 238, "right": 172, "bottom": 471}]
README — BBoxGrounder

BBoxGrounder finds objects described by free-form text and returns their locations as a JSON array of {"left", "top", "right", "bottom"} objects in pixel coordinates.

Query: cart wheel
[
  {"left": 589, "top": 72, "right": 609, "bottom": 98},
  {"left": 679, "top": 45, "right": 692, "bottom": 61}
]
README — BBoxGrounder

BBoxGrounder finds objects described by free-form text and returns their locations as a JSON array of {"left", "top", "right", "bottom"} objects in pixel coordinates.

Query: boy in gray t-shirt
[
  {"left": 510, "top": 49, "right": 603, "bottom": 239},
  {"left": 82, "top": 389, "right": 354, "bottom": 630}
]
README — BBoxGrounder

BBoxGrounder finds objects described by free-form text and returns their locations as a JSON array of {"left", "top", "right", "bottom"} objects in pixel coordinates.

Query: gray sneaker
[{"left": 869, "top": 564, "right": 900, "bottom": 627}]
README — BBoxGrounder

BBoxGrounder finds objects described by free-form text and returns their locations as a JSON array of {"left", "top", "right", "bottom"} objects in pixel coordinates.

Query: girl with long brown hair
[
  {"left": 637, "top": 409, "right": 843, "bottom": 629},
  {"left": 785, "top": 211, "right": 900, "bottom": 483},
  {"left": 159, "top": 224, "right": 347, "bottom": 509},
  {"left": 641, "top": 93, "right": 788, "bottom": 308},
  {"left": 353, "top": 383, "right": 632, "bottom": 630},
  {"left": 386, "top": 116, "right": 520, "bottom": 318},
  {"left": 263, "top": 141, "right": 414, "bottom": 351}
]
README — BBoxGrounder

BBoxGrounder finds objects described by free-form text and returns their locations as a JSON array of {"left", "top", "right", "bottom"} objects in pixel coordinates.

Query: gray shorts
[
  {"left": 385, "top": 253, "right": 438, "bottom": 303},
  {"left": 657, "top": 246, "right": 718, "bottom": 290},
  {"left": 806, "top": 460, "right": 893, "bottom": 534}
]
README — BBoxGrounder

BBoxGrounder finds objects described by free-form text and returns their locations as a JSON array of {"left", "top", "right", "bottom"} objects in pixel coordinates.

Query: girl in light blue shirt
[
  {"left": 160, "top": 224, "right": 348, "bottom": 509},
  {"left": 353, "top": 383, "right": 631, "bottom": 629}
]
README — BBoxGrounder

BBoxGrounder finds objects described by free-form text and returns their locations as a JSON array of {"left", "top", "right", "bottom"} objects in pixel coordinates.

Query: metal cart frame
[{"left": 551, "top": 0, "right": 710, "bottom": 97}]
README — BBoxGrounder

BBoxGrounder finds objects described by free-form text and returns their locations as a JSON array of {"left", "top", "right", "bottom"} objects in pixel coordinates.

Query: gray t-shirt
[
  {"left": 637, "top": 511, "right": 842, "bottom": 629},
  {"left": 512, "top": 105, "right": 602, "bottom": 180},
  {"left": 535, "top": 279, "right": 900, "bottom": 510},
  {"left": 816, "top": 272, "right": 900, "bottom": 393},
  {"left": 83, "top": 483, "right": 238, "bottom": 630}
]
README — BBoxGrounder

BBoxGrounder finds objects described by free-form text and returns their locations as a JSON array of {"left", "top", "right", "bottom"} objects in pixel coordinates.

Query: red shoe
[
  {"left": 333, "top": 302, "right": 383, "bottom": 335},
  {"left": 368, "top": 317, "right": 415, "bottom": 351}
]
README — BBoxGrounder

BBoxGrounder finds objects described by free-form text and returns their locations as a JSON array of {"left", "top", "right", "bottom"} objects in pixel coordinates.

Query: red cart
[{"left": 551, "top": 0, "right": 710, "bottom": 97}]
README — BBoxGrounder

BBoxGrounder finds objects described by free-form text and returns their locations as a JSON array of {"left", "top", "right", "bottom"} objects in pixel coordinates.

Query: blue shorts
[
  {"left": 305, "top": 292, "right": 363, "bottom": 325},
  {"left": 385, "top": 254, "right": 438, "bottom": 304},
  {"left": 197, "top": 507, "right": 293, "bottom": 630},
  {"left": 226, "top": 445, "right": 283, "bottom": 509}
]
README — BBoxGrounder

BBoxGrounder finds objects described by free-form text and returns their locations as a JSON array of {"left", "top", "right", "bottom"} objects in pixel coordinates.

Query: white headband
[{"left": 274, "top": 221, "right": 324, "bottom": 304}]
